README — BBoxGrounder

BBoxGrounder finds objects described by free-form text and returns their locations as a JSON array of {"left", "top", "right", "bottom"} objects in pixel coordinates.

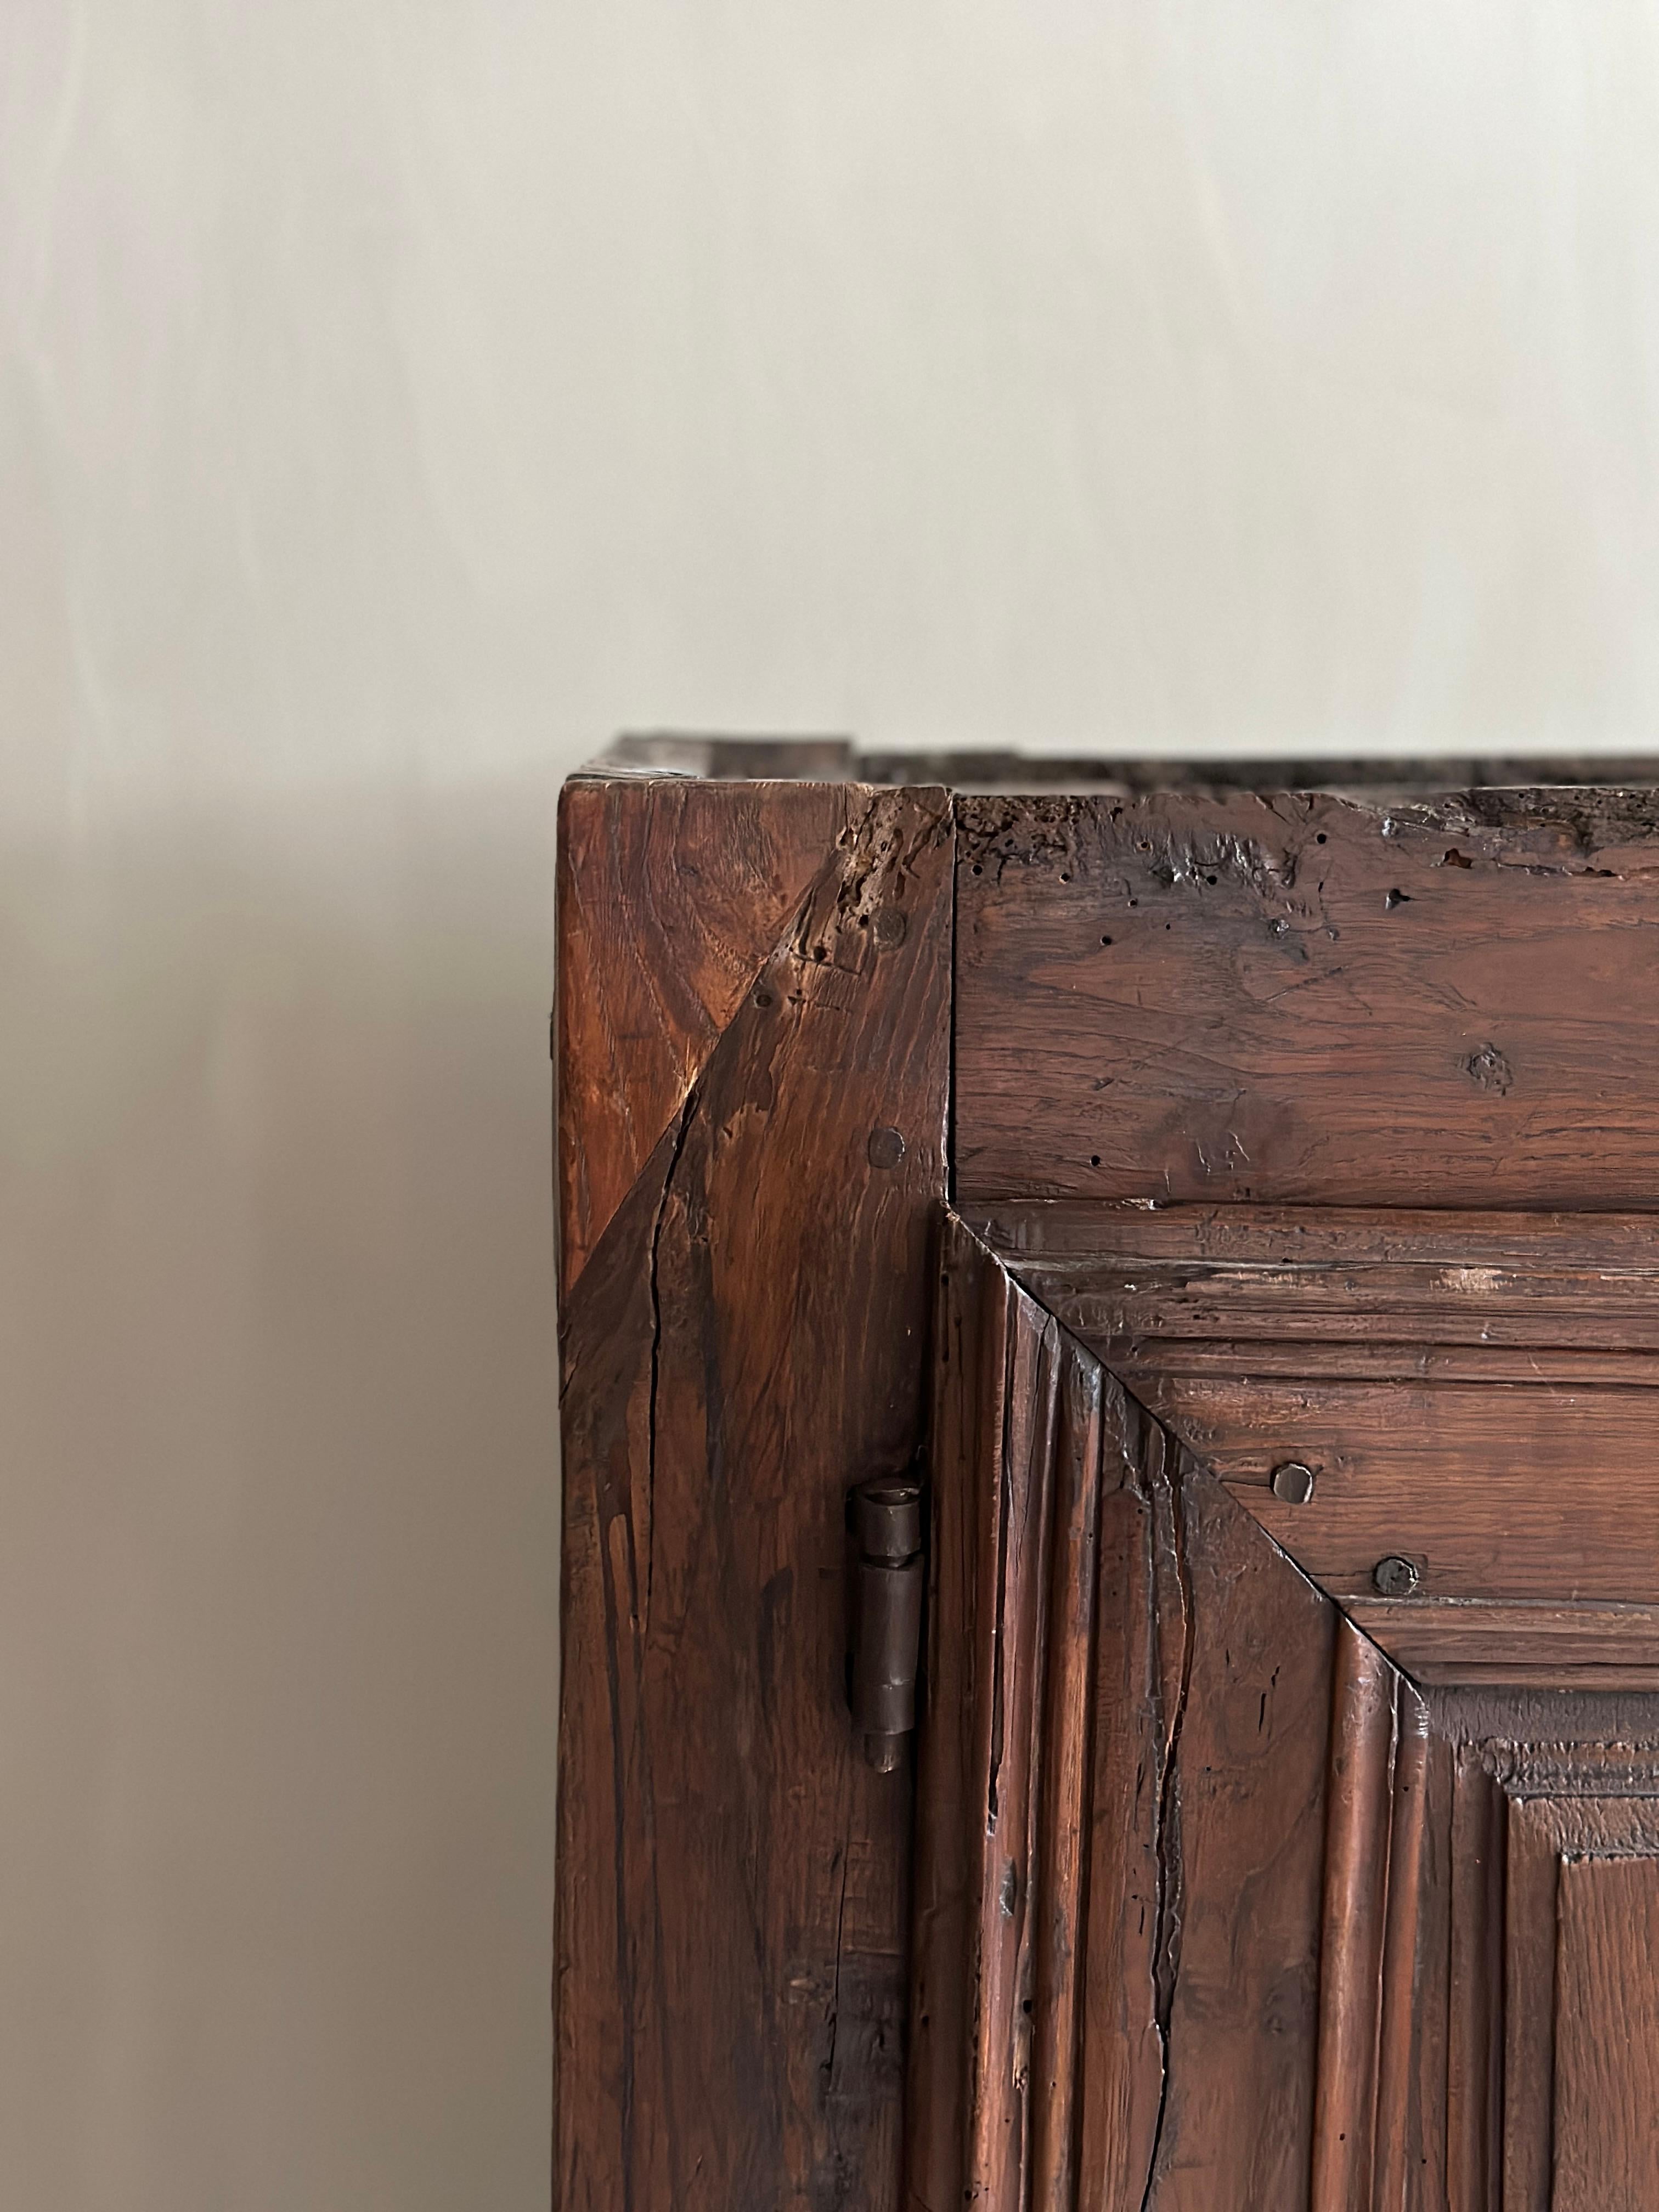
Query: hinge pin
[{"left": 849, "top": 1475, "right": 925, "bottom": 1773}]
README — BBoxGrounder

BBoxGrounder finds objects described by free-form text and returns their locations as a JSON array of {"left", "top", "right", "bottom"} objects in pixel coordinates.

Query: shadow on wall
[{"left": 0, "top": 770, "right": 561, "bottom": 2211}]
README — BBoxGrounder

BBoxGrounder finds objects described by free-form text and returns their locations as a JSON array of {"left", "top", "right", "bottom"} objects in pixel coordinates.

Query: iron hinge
[{"left": 848, "top": 1473, "right": 925, "bottom": 1773}]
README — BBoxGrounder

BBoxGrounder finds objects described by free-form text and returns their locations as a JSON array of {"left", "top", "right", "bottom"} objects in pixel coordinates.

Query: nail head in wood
[
  {"left": 1372, "top": 1554, "right": 1421, "bottom": 1598},
  {"left": 867, "top": 1126, "right": 907, "bottom": 1170},
  {"left": 1272, "top": 1460, "right": 1317, "bottom": 1504}
]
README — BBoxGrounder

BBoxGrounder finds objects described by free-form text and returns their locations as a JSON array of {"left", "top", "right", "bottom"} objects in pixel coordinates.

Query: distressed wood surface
[
  {"left": 1134, "top": 1439, "right": 1336, "bottom": 2211},
  {"left": 1446, "top": 1748, "right": 1505, "bottom": 2210},
  {"left": 556, "top": 757, "right": 1659, "bottom": 2212},
  {"left": 556, "top": 774, "right": 844, "bottom": 1293},
  {"left": 905, "top": 1220, "right": 1102, "bottom": 2212},
  {"left": 1030, "top": 1315, "right": 1105, "bottom": 2212},
  {"left": 940, "top": 1204, "right": 1659, "bottom": 2208},
  {"left": 955, "top": 787, "right": 1659, "bottom": 1211},
  {"left": 555, "top": 782, "right": 951, "bottom": 2209},
  {"left": 608, "top": 737, "right": 1659, "bottom": 793}
]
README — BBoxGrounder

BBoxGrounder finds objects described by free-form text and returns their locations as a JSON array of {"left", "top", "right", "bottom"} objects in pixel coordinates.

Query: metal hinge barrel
[{"left": 849, "top": 1475, "right": 925, "bottom": 1773}]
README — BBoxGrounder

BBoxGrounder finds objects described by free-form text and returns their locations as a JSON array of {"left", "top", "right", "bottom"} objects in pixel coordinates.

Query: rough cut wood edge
[
  {"left": 600, "top": 733, "right": 1659, "bottom": 795},
  {"left": 555, "top": 785, "right": 951, "bottom": 2210},
  {"left": 555, "top": 774, "right": 847, "bottom": 1295}
]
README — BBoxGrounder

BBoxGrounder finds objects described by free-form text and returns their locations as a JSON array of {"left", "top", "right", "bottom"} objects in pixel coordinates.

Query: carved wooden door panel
[
  {"left": 912, "top": 778, "right": 1659, "bottom": 2211},
  {"left": 554, "top": 749, "right": 1659, "bottom": 2211},
  {"left": 908, "top": 1212, "right": 1659, "bottom": 2210}
]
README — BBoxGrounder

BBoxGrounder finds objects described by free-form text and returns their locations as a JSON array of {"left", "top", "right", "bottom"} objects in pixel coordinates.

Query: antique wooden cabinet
[{"left": 554, "top": 742, "right": 1659, "bottom": 2210}]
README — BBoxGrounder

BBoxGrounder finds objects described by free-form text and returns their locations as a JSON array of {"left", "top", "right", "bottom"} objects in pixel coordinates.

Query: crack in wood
[
  {"left": 643, "top": 1089, "right": 696, "bottom": 1634},
  {"left": 822, "top": 1846, "right": 849, "bottom": 2092},
  {"left": 1139, "top": 1435, "right": 1196, "bottom": 2212}
]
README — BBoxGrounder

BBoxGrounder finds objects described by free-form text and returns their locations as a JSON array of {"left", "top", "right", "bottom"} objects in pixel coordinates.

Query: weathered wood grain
[
  {"left": 1102, "top": 1370, "right": 1336, "bottom": 2211},
  {"left": 1030, "top": 1327, "right": 1104, "bottom": 2212},
  {"left": 1072, "top": 1370, "right": 1170, "bottom": 2212},
  {"left": 1498, "top": 1779, "right": 1659, "bottom": 2212},
  {"left": 555, "top": 783, "right": 951, "bottom": 2209},
  {"left": 954, "top": 1196, "right": 1659, "bottom": 2204},
  {"left": 556, "top": 774, "right": 844, "bottom": 1293},
  {"left": 910, "top": 1220, "right": 1338, "bottom": 2212},
  {"left": 905, "top": 1219, "right": 1103, "bottom": 2212},
  {"left": 970, "top": 1201, "right": 1659, "bottom": 1274},
  {"left": 955, "top": 787, "right": 1659, "bottom": 1211},
  {"left": 908, "top": 1222, "right": 1659, "bottom": 2212}
]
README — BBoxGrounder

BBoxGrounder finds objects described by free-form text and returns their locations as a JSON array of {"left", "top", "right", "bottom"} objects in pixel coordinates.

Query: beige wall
[{"left": 7, "top": 3, "right": 1659, "bottom": 2204}]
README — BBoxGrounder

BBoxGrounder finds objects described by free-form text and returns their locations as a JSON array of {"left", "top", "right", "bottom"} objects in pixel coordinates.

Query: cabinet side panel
[{"left": 556, "top": 788, "right": 951, "bottom": 2209}]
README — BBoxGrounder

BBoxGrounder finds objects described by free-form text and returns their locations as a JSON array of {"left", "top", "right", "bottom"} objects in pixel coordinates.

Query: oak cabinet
[{"left": 555, "top": 743, "right": 1659, "bottom": 2209}]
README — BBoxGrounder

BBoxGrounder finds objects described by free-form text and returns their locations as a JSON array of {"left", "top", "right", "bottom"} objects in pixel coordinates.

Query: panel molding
[
  {"left": 968, "top": 1200, "right": 1659, "bottom": 1684},
  {"left": 920, "top": 1214, "right": 1659, "bottom": 2208},
  {"left": 911, "top": 1218, "right": 1344, "bottom": 2211},
  {"left": 906, "top": 1217, "right": 1118, "bottom": 2212},
  {"left": 1310, "top": 1620, "right": 1396, "bottom": 2206}
]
